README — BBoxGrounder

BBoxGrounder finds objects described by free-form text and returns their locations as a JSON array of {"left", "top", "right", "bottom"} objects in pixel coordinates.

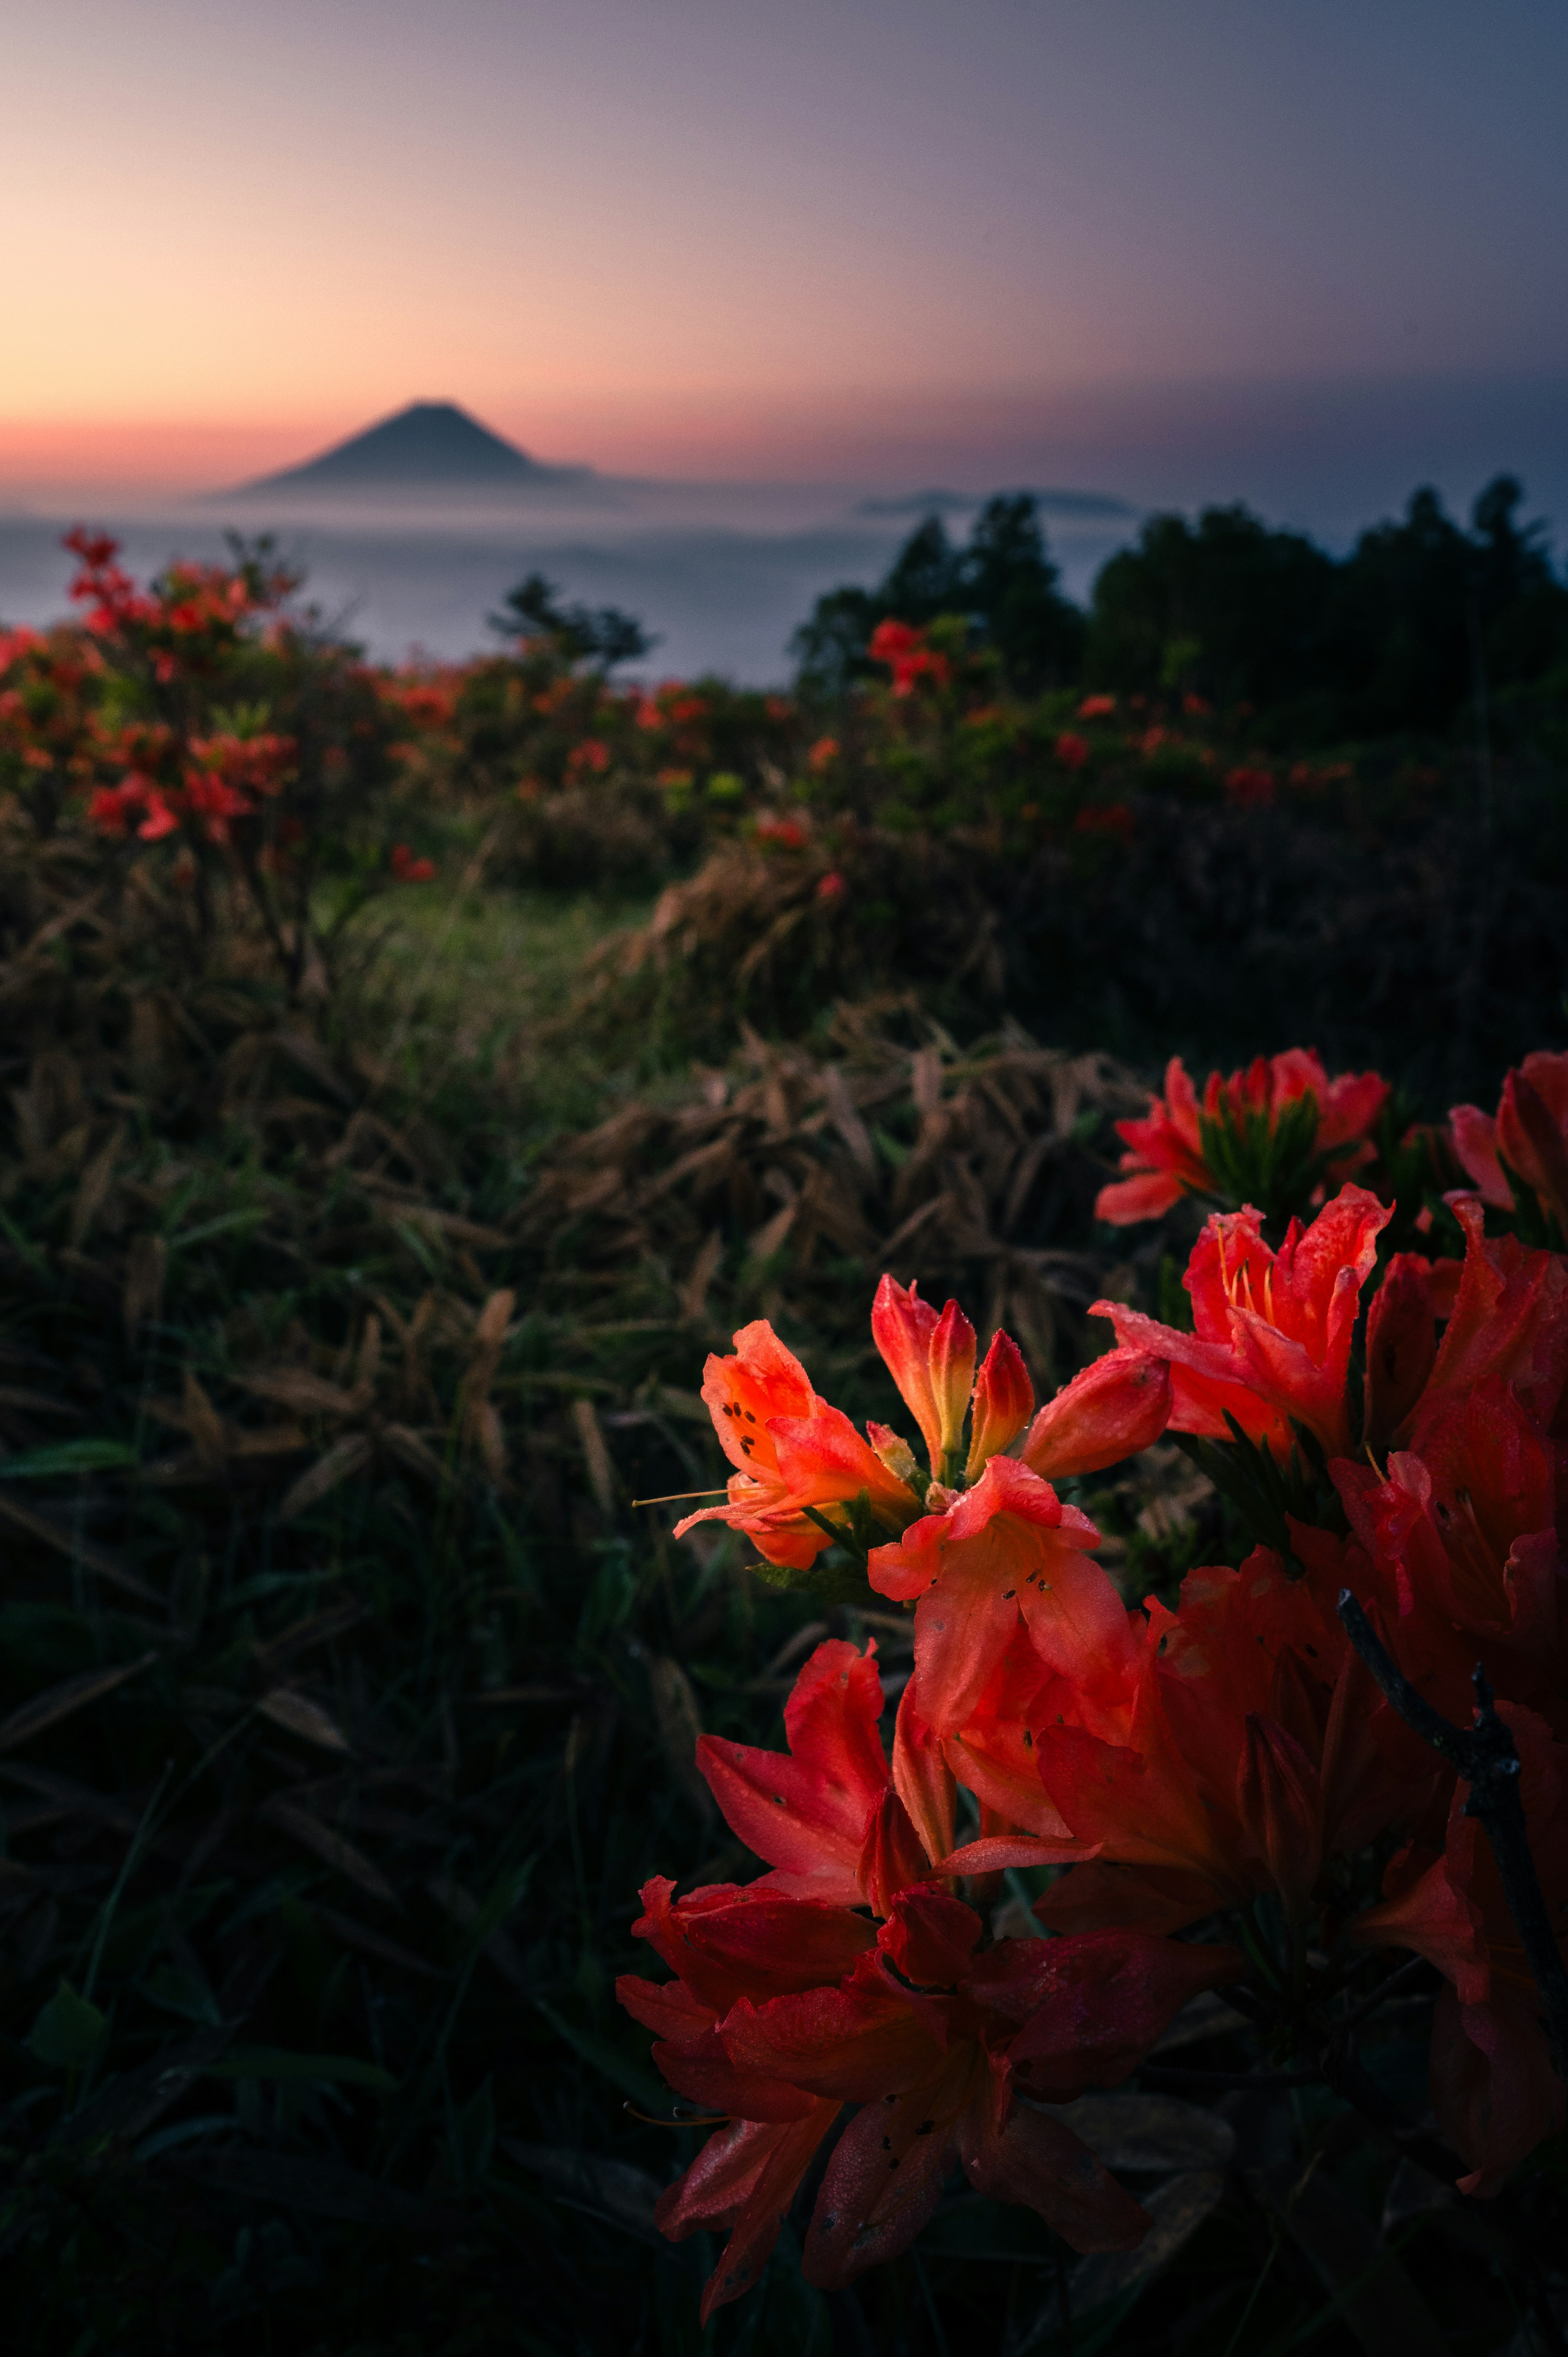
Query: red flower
[
  {"left": 390, "top": 843, "right": 436, "bottom": 882},
  {"left": 383, "top": 676, "right": 458, "bottom": 728},
  {"left": 866, "top": 1455, "right": 1109, "bottom": 1735},
  {"left": 1054, "top": 731, "right": 1090, "bottom": 769},
  {"left": 1095, "top": 1050, "right": 1389, "bottom": 1225},
  {"left": 1095, "top": 1185, "right": 1390, "bottom": 1458},
  {"left": 1399, "top": 1198, "right": 1568, "bottom": 1452},
  {"left": 815, "top": 868, "right": 846, "bottom": 901},
  {"left": 1451, "top": 1052, "right": 1568, "bottom": 1233},
  {"left": 138, "top": 792, "right": 180, "bottom": 841},
  {"left": 696, "top": 1640, "right": 896, "bottom": 1907},
  {"left": 969, "top": 1548, "right": 1421, "bottom": 1937},
  {"left": 755, "top": 815, "right": 808, "bottom": 849},
  {"left": 566, "top": 736, "right": 610, "bottom": 779},
  {"left": 1076, "top": 693, "right": 1116, "bottom": 719},
  {"left": 718, "top": 1893, "right": 1237, "bottom": 2290},
  {"left": 806, "top": 734, "right": 839, "bottom": 773},
  {"left": 867, "top": 619, "right": 951, "bottom": 696},
  {"left": 1224, "top": 765, "right": 1275, "bottom": 808}
]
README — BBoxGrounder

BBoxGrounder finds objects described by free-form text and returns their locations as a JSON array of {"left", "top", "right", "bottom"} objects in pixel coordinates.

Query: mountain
[{"left": 228, "top": 401, "right": 595, "bottom": 497}]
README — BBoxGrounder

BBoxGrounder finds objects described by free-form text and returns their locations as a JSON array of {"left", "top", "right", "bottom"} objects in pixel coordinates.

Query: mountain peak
[{"left": 234, "top": 401, "right": 554, "bottom": 494}]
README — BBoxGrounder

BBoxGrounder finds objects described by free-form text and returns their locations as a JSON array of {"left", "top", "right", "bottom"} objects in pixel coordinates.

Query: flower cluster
[
  {"left": 868, "top": 619, "right": 953, "bottom": 697},
  {"left": 1096, "top": 1048, "right": 1390, "bottom": 1225},
  {"left": 65, "top": 525, "right": 291, "bottom": 685},
  {"left": 87, "top": 727, "right": 295, "bottom": 845},
  {"left": 622, "top": 1053, "right": 1568, "bottom": 2318}
]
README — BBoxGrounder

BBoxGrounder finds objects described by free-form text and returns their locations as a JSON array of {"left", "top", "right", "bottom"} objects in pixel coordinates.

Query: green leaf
[
  {"left": 534, "top": 2000, "right": 668, "bottom": 2116},
  {"left": 165, "top": 1209, "right": 267, "bottom": 1253},
  {"left": 29, "top": 1979, "right": 109, "bottom": 2070},
  {"left": 0, "top": 1440, "right": 138, "bottom": 1480},
  {"left": 140, "top": 1965, "right": 225, "bottom": 2028},
  {"left": 200, "top": 2045, "right": 396, "bottom": 2090}
]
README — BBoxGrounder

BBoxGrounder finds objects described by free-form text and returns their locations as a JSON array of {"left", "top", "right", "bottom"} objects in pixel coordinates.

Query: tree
[
  {"left": 791, "top": 496, "right": 1082, "bottom": 696},
  {"left": 957, "top": 494, "right": 1085, "bottom": 693},
  {"left": 1084, "top": 505, "right": 1340, "bottom": 718},
  {"left": 488, "top": 571, "right": 654, "bottom": 669}
]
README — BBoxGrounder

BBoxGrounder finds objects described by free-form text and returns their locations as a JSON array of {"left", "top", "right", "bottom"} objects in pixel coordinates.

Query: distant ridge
[
  {"left": 228, "top": 400, "right": 593, "bottom": 497},
  {"left": 857, "top": 486, "right": 1136, "bottom": 520}
]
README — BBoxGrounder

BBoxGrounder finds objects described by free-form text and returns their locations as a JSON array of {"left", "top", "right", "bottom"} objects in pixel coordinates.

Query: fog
[
  {"left": 0, "top": 476, "right": 1135, "bottom": 678},
  {"left": 6, "top": 361, "right": 1567, "bottom": 680}
]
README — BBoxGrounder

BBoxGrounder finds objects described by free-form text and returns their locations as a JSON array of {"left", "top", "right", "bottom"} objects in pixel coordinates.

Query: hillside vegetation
[{"left": 0, "top": 512, "right": 1564, "bottom": 2354}]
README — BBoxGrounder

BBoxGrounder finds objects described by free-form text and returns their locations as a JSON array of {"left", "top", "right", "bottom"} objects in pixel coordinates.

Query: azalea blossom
[
  {"left": 1095, "top": 1050, "right": 1389, "bottom": 1226},
  {"left": 633, "top": 1081, "right": 1568, "bottom": 2307},
  {"left": 867, "top": 618, "right": 952, "bottom": 696},
  {"left": 673, "top": 1319, "right": 922, "bottom": 1568},
  {"left": 1094, "top": 1184, "right": 1390, "bottom": 1458},
  {"left": 1450, "top": 1050, "right": 1568, "bottom": 1234},
  {"left": 619, "top": 1637, "right": 1244, "bottom": 2318}
]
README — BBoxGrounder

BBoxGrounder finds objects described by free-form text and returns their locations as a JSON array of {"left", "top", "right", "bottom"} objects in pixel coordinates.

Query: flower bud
[
  {"left": 1499, "top": 1068, "right": 1568, "bottom": 1235},
  {"left": 1021, "top": 1349, "right": 1171, "bottom": 1480},
  {"left": 866, "top": 1420, "right": 923, "bottom": 1493},
  {"left": 929, "top": 1299, "right": 977, "bottom": 1471},
  {"left": 879, "top": 1887, "right": 981, "bottom": 1988},
  {"left": 871, "top": 1275, "right": 943, "bottom": 1466},
  {"left": 965, "top": 1331, "right": 1034, "bottom": 1481},
  {"left": 1363, "top": 1253, "right": 1438, "bottom": 1451}
]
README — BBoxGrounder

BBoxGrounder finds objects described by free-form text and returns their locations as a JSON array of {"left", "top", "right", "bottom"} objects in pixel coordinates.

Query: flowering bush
[
  {"left": 0, "top": 531, "right": 443, "bottom": 994},
  {"left": 621, "top": 1048, "right": 1568, "bottom": 2322}
]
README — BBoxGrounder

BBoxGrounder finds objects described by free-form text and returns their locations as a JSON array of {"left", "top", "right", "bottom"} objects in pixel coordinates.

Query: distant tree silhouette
[
  {"left": 792, "top": 495, "right": 1082, "bottom": 695},
  {"left": 489, "top": 571, "right": 654, "bottom": 668},
  {"left": 959, "top": 494, "right": 1085, "bottom": 693},
  {"left": 1081, "top": 476, "right": 1568, "bottom": 740},
  {"left": 1083, "top": 506, "right": 1341, "bottom": 717}
]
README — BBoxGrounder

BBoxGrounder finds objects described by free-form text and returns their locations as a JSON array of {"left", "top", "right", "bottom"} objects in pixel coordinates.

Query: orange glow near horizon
[
  {"left": 0, "top": 383, "right": 1144, "bottom": 500},
  {"left": 3, "top": 0, "right": 1566, "bottom": 506}
]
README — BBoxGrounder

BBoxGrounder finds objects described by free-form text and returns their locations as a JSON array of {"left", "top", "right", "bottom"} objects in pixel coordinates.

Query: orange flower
[{"left": 674, "top": 1321, "right": 920, "bottom": 1569}]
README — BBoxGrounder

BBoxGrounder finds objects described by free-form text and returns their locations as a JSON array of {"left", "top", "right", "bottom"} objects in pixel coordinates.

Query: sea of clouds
[{"left": 0, "top": 477, "right": 1136, "bottom": 681}]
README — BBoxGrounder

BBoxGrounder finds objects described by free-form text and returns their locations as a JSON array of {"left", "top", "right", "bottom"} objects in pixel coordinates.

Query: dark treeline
[{"left": 794, "top": 475, "right": 1568, "bottom": 744}]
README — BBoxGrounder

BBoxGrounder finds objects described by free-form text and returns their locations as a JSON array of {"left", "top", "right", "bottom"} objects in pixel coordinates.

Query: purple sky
[{"left": 3, "top": 0, "right": 1566, "bottom": 536}]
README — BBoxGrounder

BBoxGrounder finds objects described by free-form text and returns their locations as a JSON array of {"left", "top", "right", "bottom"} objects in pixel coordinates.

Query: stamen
[{"left": 630, "top": 1488, "right": 732, "bottom": 1506}]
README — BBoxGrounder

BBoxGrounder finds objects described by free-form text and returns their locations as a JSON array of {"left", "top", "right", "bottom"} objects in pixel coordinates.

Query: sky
[
  {"left": 2, "top": 0, "right": 1566, "bottom": 672},
  {"left": 2, "top": 0, "right": 1566, "bottom": 505}
]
